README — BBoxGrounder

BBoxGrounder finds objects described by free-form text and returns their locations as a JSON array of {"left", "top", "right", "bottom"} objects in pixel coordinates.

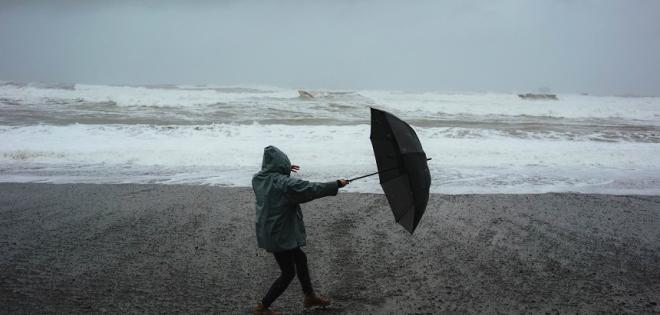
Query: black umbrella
[{"left": 350, "top": 107, "right": 431, "bottom": 234}]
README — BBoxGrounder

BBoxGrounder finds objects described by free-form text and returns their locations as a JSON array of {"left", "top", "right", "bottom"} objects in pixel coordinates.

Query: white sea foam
[{"left": 1, "top": 123, "right": 659, "bottom": 194}]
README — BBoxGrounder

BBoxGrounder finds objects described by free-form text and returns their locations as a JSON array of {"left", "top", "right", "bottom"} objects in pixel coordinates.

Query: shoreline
[
  {"left": 2, "top": 179, "right": 660, "bottom": 196},
  {"left": 1, "top": 183, "right": 659, "bottom": 313}
]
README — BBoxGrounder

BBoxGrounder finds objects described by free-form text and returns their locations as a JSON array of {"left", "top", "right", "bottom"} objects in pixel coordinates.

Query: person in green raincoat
[{"left": 251, "top": 145, "right": 349, "bottom": 315}]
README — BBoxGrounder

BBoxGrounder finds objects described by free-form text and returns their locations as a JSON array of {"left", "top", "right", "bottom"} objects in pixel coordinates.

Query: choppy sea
[{"left": 1, "top": 81, "right": 659, "bottom": 194}]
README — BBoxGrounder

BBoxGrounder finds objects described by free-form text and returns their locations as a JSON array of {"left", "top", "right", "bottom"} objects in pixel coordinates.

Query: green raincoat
[{"left": 252, "top": 146, "right": 339, "bottom": 252}]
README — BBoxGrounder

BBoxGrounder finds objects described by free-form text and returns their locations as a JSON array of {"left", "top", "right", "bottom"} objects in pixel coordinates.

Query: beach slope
[{"left": 1, "top": 183, "right": 659, "bottom": 313}]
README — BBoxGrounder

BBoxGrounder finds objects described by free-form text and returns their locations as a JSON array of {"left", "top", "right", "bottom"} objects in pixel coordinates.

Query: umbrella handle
[{"left": 348, "top": 158, "right": 431, "bottom": 182}]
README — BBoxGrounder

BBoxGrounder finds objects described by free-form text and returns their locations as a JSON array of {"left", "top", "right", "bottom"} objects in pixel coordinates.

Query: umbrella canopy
[{"left": 370, "top": 107, "right": 431, "bottom": 233}]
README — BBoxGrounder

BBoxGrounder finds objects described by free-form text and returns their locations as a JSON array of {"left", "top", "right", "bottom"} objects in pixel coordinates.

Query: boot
[
  {"left": 252, "top": 303, "right": 281, "bottom": 315},
  {"left": 304, "top": 293, "right": 331, "bottom": 308}
]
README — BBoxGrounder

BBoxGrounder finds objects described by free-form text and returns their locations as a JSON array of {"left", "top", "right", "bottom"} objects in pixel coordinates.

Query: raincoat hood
[{"left": 260, "top": 146, "right": 291, "bottom": 176}]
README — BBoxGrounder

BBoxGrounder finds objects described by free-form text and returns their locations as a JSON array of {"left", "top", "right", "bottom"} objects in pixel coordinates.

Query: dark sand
[{"left": 1, "top": 183, "right": 659, "bottom": 314}]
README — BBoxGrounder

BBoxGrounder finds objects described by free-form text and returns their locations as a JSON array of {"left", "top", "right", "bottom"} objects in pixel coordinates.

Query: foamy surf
[
  {"left": 1, "top": 82, "right": 660, "bottom": 194},
  {"left": 1, "top": 122, "right": 659, "bottom": 194}
]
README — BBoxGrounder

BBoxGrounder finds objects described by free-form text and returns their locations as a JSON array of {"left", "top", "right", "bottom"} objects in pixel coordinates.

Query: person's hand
[
  {"left": 337, "top": 179, "right": 349, "bottom": 188},
  {"left": 291, "top": 165, "right": 300, "bottom": 173}
]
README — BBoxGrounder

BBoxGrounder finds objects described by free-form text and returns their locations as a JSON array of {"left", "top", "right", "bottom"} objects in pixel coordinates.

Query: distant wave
[
  {"left": 0, "top": 83, "right": 299, "bottom": 107},
  {"left": 0, "top": 81, "right": 76, "bottom": 90},
  {"left": 1, "top": 82, "right": 659, "bottom": 125}
]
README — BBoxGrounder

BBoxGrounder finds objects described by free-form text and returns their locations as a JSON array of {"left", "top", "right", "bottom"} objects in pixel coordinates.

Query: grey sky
[{"left": 1, "top": 0, "right": 659, "bottom": 95}]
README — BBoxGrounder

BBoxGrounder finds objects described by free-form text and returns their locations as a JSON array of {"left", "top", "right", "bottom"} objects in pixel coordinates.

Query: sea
[{"left": 1, "top": 81, "right": 659, "bottom": 194}]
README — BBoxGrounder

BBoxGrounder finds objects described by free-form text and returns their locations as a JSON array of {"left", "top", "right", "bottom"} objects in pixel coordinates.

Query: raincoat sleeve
[{"left": 281, "top": 177, "right": 339, "bottom": 204}]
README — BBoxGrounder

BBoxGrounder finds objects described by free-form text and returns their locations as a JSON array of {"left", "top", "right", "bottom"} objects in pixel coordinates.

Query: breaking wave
[{"left": 1, "top": 82, "right": 660, "bottom": 194}]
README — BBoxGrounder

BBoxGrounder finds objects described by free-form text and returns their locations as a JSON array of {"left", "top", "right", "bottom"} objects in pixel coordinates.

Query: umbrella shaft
[
  {"left": 348, "top": 158, "right": 431, "bottom": 182},
  {"left": 348, "top": 170, "right": 382, "bottom": 182}
]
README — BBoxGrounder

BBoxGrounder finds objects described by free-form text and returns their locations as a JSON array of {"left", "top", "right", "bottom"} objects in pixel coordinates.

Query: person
[{"left": 251, "top": 146, "right": 349, "bottom": 315}]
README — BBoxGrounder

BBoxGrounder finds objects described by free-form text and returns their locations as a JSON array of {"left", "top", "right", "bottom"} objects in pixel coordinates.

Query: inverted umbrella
[{"left": 350, "top": 108, "right": 431, "bottom": 234}]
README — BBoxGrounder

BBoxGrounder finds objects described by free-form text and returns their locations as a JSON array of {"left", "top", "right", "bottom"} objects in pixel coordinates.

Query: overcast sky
[{"left": 1, "top": 0, "right": 659, "bottom": 95}]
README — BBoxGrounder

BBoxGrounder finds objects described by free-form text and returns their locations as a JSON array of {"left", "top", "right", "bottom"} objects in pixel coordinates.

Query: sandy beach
[{"left": 1, "top": 183, "right": 659, "bottom": 314}]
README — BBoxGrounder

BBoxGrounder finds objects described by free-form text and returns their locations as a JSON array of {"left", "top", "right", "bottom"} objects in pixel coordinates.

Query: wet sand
[{"left": 1, "top": 183, "right": 659, "bottom": 314}]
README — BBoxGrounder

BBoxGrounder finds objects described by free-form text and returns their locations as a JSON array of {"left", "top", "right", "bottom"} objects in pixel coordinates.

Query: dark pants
[{"left": 261, "top": 247, "right": 314, "bottom": 307}]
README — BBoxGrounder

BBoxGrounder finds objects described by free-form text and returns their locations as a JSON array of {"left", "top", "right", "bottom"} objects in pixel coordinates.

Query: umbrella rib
[{"left": 348, "top": 158, "right": 431, "bottom": 182}]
